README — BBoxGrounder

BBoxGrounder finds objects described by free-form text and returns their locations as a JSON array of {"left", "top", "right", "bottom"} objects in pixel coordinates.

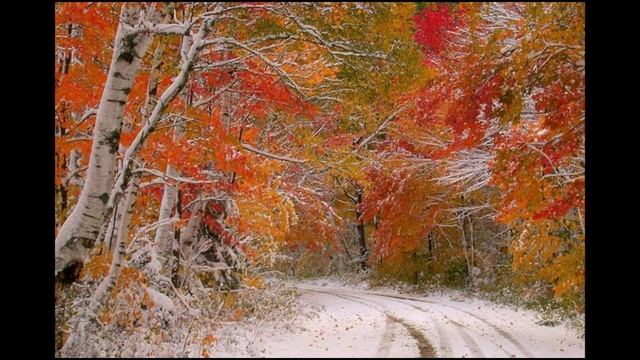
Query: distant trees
[{"left": 356, "top": 3, "right": 584, "bottom": 302}]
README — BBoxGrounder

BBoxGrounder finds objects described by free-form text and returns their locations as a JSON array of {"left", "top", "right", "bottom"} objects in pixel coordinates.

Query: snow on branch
[
  {"left": 357, "top": 104, "right": 411, "bottom": 150},
  {"left": 435, "top": 148, "right": 493, "bottom": 196},
  {"left": 124, "top": 21, "right": 188, "bottom": 36},
  {"left": 133, "top": 168, "right": 216, "bottom": 185},
  {"left": 241, "top": 143, "right": 307, "bottom": 164}
]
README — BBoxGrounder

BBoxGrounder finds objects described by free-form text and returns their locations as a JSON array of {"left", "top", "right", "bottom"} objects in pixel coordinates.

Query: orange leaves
[
  {"left": 538, "top": 242, "right": 584, "bottom": 297},
  {"left": 235, "top": 60, "right": 318, "bottom": 118},
  {"left": 233, "top": 308, "right": 244, "bottom": 321},
  {"left": 81, "top": 249, "right": 112, "bottom": 281},
  {"left": 114, "top": 267, "right": 149, "bottom": 297},
  {"left": 56, "top": 3, "right": 119, "bottom": 109},
  {"left": 56, "top": 68, "right": 98, "bottom": 112},
  {"left": 98, "top": 309, "right": 114, "bottom": 325},
  {"left": 282, "top": 181, "right": 339, "bottom": 252},
  {"left": 56, "top": 3, "right": 118, "bottom": 32},
  {"left": 306, "top": 65, "right": 339, "bottom": 87},
  {"left": 362, "top": 166, "right": 443, "bottom": 263},
  {"left": 201, "top": 334, "right": 218, "bottom": 346}
]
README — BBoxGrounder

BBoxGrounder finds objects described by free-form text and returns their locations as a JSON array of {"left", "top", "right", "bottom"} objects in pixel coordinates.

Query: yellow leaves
[
  {"left": 250, "top": 158, "right": 284, "bottom": 183},
  {"left": 384, "top": 3, "right": 416, "bottom": 37},
  {"left": 236, "top": 184, "right": 297, "bottom": 243},
  {"left": 539, "top": 242, "right": 584, "bottom": 297},
  {"left": 509, "top": 219, "right": 584, "bottom": 299},
  {"left": 207, "top": 295, "right": 245, "bottom": 324},
  {"left": 335, "top": 160, "right": 368, "bottom": 187},
  {"left": 244, "top": 275, "right": 265, "bottom": 289},
  {"left": 510, "top": 222, "right": 559, "bottom": 272},
  {"left": 221, "top": 292, "right": 238, "bottom": 312},
  {"left": 81, "top": 248, "right": 112, "bottom": 281},
  {"left": 307, "top": 66, "right": 339, "bottom": 86}
]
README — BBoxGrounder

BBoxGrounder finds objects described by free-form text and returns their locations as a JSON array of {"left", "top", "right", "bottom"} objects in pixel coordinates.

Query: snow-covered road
[{"left": 212, "top": 281, "right": 585, "bottom": 358}]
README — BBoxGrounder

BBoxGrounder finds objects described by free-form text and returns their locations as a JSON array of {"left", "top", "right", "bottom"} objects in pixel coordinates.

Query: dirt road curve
[{"left": 284, "top": 284, "right": 584, "bottom": 358}]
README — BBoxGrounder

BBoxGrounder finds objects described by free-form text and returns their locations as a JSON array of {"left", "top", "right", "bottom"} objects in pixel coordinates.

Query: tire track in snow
[
  {"left": 334, "top": 292, "right": 448, "bottom": 357},
  {"left": 358, "top": 290, "right": 534, "bottom": 357},
  {"left": 303, "top": 288, "right": 436, "bottom": 358},
  {"left": 342, "top": 291, "right": 483, "bottom": 358},
  {"left": 377, "top": 316, "right": 396, "bottom": 357},
  {"left": 337, "top": 293, "right": 437, "bottom": 358},
  {"left": 411, "top": 299, "right": 533, "bottom": 357},
  {"left": 301, "top": 289, "right": 398, "bottom": 357},
  {"left": 389, "top": 297, "right": 490, "bottom": 358},
  {"left": 386, "top": 313, "right": 438, "bottom": 359},
  {"left": 452, "top": 323, "right": 486, "bottom": 358}
]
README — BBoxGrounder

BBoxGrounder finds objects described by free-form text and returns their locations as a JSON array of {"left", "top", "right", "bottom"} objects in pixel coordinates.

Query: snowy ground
[{"left": 210, "top": 278, "right": 585, "bottom": 358}]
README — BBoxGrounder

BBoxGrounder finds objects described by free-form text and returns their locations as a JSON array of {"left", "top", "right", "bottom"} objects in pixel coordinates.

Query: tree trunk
[
  {"left": 103, "top": 199, "right": 122, "bottom": 252},
  {"left": 354, "top": 188, "right": 368, "bottom": 270},
  {"left": 155, "top": 29, "right": 189, "bottom": 271},
  {"left": 105, "top": 22, "right": 205, "bottom": 273},
  {"left": 468, "top": 215, "right": 475, "bottom": 271},
  {"left": 171, "top": 189, "right": 182, "bottom": 286},
  {"left": 60, "top": 183, "right": 68, "bottom": 213},
  {"left": 428, "top": 231, "right": 437, "bottom": 260},
  {"left": 154, "top": 164, "right": 179, "bottom": 266},
  {"left": 91, "top": 177, "right": 140, "bottom": 312},
  {"left": 178, "top": 199, "right": 205, "bottom": 288},
  {"left": 180, "top": 199, "right": 205, "bottom": 250},
  {"left": 54, "top": 16, "right": 153, "bottom": 276},
  {"left": 60, "top": 176, "right": 140, "bottom": 356},
  {"left": 460, "top": 216, "right": 472, "bottom": 281}
]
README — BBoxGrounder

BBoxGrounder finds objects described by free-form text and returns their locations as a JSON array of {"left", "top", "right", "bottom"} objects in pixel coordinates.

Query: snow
[
  {"left": 210, "top": 278, "right": 585, "bottom": 358},
  {"left": 211, "top": 289, "right": 419, "bottom": 357},
  {"left": 146, "top": 287, "right": 174, "bottom": 312}
]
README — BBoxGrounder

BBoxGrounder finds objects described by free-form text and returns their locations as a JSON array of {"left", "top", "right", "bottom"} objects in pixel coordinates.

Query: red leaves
[
  {"left": 236, "top": 61, "right": 306, "bottom": 117},
  {"left": 203, "top": 213, "right": 236, "bottom": 246},
  {"left": 533, "top": 82, "right": 584, "bottom": 131},
  {"left": 413, "top": 2, "right": 584, "bottom": 227},
  {"left": 324, "top": 134, "right": 355, "bottom": 149},
  {"left": 414, "top": 4, "right": 464, "bottom": 60}
]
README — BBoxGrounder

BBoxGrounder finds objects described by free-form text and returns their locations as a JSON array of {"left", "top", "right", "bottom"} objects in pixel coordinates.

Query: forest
[{"left": 55, "top": 2, "right": 585, "bottom": 357}]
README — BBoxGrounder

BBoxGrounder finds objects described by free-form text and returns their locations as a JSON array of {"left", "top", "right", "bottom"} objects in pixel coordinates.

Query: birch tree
[{"left": 55, "top": 4, "right": 154, "bottom": 275}]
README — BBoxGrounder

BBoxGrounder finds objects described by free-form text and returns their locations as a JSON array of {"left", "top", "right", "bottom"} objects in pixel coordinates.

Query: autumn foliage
[{"left": 55, "top": 2, "right": 585, "bottom": 356}]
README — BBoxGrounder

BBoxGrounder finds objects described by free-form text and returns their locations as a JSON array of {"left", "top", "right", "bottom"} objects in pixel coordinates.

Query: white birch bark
[
  {"left": 60, "top": 177, "right": 140, "bottom": 356},
  {"left": 96, "top": 20, "right": 212, "bottom": 257},
  {"left": 54, "top": 15, "right": 153, "bottom": 275},
  {"left": 103, "top": 199, "right": 124, "bottom": 252},
  {"left": 90, "top": 177, "right": 139, "bottom": 314},
  {"left": 154, "top": 165, "right": 179, "bottom": 264},
  {"left": 181, "top": 199, "right": 205, "bottom": 250},
  {"left": 154, "top": 31, "right": 192, "bottom": 270},
  {"left": 68, "top": 149, "right": 84, "bottom": 187}
]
